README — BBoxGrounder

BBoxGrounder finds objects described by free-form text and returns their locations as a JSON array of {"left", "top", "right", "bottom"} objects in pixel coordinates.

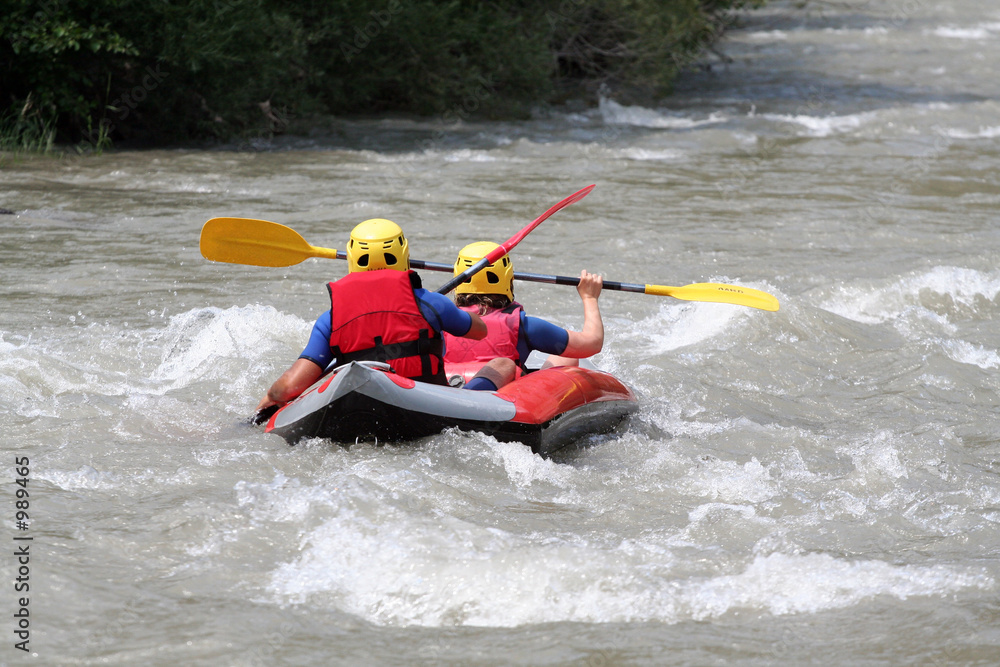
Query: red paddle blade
[
  {"left": 486, "top": 184, "right": 595, "bottom": 263},
  {"left": 438, "top": 184, "right": 596, "bottom": 295}
]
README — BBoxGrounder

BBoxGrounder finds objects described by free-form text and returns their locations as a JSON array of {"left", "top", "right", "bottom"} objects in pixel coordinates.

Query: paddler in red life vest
[
  {"left": 442, "top": 241, "right": 604, "bottom": 391},
  {"left": 255, "top": 219, "right": 488, "bottom": 412}
]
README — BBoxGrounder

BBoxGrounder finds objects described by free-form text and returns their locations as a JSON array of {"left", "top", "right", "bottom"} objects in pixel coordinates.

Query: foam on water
[
  {"left": 818, "top": 267, "right": 1000, "bottom": 367},
  {"left": 617, "top": 147, "right": 685, "bottom": 161},
  {"left": 5, "top": 1, "right": 1000, "bottom": 659},
  {"left": 937, "top": 339, "right": 1000, "bottom": 369},
  {"left": 821, "top": 266, "right": 1000, "bottom": 322},
  {"left": 930, "top": 23, "right": 1000, "bottom": 40},
  {"left": 744, "top": 30, "right": 789, "bottom": 41},
  {"left": 150, "top": 305, "right": 309, "bottom": 390},
  {"left": 35, "top": 464, "right": 120, "bottom": 491},
  {"left": 945, "top": 125, "right": 1000, "bottom": 139},
  {"left": 676, "top": 457, "right": 781, "bottom": 504},
  {"left": 262, "top": 492, "right": 991, "bottom": 627},
  {"left": 621, "top": 300, "right": 755, "bottom": 356},
  {"left": 244, "top": 407, "right": 997, "bottom": 629},
  {"left": 0, "top": 305, "right": 320, "bottom": 462},
  {"left": 2, "top": 304, "right": 308, "bottom": 402},
  {"left": 599, "top": 98, "right": 728, "bottom": 130},
  {"left": 440, "top": 149, "right": 502, "bottom": 163},
  {"left": 837, "top": 430, "right": 909, "bottom": 482},
  {"left": 477, "top": 439, "right": 579, "bottom": 490},
  {"left": 760, "top": 111, "right": 879, "bottom": 137},
  {"left": 682, "top": 552, "right": 991, "bottom": 620},
  {"left": 234, "top": 472, "right": 341, "bottom": 523}
]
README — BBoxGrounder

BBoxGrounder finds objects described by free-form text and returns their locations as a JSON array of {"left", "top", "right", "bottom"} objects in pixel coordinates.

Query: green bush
[{"left": 0, "top": 0, "right": 763, "bottom": 147}]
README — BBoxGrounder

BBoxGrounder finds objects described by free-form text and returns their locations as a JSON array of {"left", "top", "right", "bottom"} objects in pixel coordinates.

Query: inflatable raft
[{"left": 262, "top": 358, "right": 638, "bottom": 457}]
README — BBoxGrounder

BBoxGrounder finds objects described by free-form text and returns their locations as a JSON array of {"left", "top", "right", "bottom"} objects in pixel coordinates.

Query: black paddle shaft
[{"left": 409, "top": 259, "right": 646, "bottom": 295}]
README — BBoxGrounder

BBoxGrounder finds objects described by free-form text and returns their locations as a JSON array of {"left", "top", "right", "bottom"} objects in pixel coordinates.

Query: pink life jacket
[{"left": 444, "top": 302, "right": 523, "bottom": 370}]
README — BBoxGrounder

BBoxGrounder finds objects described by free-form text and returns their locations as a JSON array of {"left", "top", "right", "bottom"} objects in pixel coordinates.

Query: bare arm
[
  {"left": 255, "top": 357, "right": 324, "bottom": 412},
  {"left": 465, "top": 312, "right": 487, "bottom": 340},
  {"left": 560, "top": 270, "right": 604, "bottom": 358}
]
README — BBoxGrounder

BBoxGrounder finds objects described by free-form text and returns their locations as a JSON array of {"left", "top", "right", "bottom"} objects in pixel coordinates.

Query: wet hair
[{"left": 455, "top": 293, "right": 512, "bottom": 315}]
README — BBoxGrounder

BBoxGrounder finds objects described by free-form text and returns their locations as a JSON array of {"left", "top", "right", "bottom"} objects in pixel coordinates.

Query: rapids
[{"left": 1, "top": 0, "right": 999, "bottom": 664}]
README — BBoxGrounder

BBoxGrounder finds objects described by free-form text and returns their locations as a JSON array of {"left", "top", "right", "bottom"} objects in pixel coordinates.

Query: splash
[
  {"left": 153, "top": 306, "right": 307, "bottom": 381},
  {"left": 621, "top": 297, "right": 763, "bottom": 356}
]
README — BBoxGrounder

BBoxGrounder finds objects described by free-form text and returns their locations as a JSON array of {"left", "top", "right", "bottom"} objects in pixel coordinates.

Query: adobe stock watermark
[
  {"left": 85, "top": 64, "right": 169, "bottom": 144},
  {"left": 340, "top": 0, "right": 406, "bottom": 64},
  {"left": 110, "top": 64, "right": 168, "bottom": 121},
  {"left": 12, "top": 456, "right": 32, "bottom": 654}
]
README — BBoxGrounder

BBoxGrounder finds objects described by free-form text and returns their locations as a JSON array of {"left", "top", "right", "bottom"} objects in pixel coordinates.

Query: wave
[
  {"left": 821, "top": 266, "right": 1000, "bottom": 326},
  {"left": 599, "top": 98, "right": 728, "bottom": 130},
  {"left": 937, "top": 338, "right": 1000, "bottom": 370},
  {"left": 820, "top": 266, "right": 1000, "bottom": 370},
  {"left": 680, "top": 552, "right": 990, "bottom": 620},
  {"left": 929, "top": 23, "right": 1000, "bottom": 40},
  {"left": 263, "top": 488, "right": 991, "bottom": 626},
  {"left": 744, "top": 30, "right": 789, "bottom": 41},
  {"left": 150, "top": 305, "right": 310, "bottom": 386},
  {"left": 0, "top": 305, "right": 311, "bottom": 427},
  {"left": 760, "top": 111, "right": 879, "bottom": 137},
  {"left": 616, "top": 282, "right": 781, "bottom": 357},
  {"left": 944, "top": 126, "right": 1000, "bottom": 139},
  {"left": 617, "top": 147, "right": 685, "bottom": 161}
]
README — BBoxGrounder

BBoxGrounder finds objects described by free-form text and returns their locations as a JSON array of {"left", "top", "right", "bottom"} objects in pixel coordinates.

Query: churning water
[{"left": 2, "top": 0, "right": 999, "bottom": 664}]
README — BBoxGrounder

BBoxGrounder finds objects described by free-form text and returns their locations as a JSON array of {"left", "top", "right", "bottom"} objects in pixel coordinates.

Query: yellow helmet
[
  {"left": 454, "top": 241, "right": 514, "bottom": 299},
  {"left": 346, "top": 219, "right": 409, "bottom": 272}
]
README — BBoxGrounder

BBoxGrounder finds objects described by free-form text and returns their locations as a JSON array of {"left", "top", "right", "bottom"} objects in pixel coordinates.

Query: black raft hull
[{"left": 264, "top": 361, "right": 638, "bottom": 457}]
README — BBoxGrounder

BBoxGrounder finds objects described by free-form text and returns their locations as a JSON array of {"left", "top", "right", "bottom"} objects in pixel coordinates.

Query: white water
[{"left": 3, "top": 0, "right": 1000, "bottom": 664}]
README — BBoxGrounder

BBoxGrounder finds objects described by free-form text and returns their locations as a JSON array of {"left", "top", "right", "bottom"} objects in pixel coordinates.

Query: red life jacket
[
  {"left": 444, "top": 302, "right": 525, "bottom": 371},
  {"left": 328, "top": 270, "right": 446, "bottom": 384}
]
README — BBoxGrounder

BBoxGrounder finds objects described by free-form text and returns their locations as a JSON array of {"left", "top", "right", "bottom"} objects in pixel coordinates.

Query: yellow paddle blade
[
  {"left": 200, "top": 217, "right": 339, "bottom": 267},
  {"left": 645, "top": 282, "right": 780, "bottom": 311}
]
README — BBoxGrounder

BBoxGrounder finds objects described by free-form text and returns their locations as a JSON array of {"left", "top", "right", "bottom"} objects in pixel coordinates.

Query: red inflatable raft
[{"left": 263, "top": 359, "right": 638, "bottom": 457}]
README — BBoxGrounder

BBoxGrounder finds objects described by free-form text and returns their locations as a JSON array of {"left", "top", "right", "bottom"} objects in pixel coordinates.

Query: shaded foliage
[{"left": 0, "top": 0, "right": 763, "bottom": 146}]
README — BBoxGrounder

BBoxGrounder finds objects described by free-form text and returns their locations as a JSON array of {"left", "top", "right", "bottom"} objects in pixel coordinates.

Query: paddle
[
  {"left": 411, "top": 260, "right": 779, "bottom": 311},
  {"left": 433, "top": 184, "right": 595, "bottom": 295},
  {"left": 200, "top": 207, "right": 779, "bottom": 310},
  {"left": 199, "top": 216, "right": 340, "bottom": 268},
  {"left": 198, "top": 184, "right": 594, "bottom": 275}
]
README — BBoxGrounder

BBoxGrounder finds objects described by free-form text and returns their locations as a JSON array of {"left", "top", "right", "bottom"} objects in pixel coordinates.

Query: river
[{"left": 1, "top": 0, "right": 999, "bottom": 664}]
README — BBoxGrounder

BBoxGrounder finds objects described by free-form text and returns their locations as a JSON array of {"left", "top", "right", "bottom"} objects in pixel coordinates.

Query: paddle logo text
[{"left": 12, "top": 456, "right": 31, "bottom": 653}]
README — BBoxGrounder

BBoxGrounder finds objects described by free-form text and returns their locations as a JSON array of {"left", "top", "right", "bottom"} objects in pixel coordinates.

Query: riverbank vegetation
[{"left": 1, "top": 0, "right": 763, "bottom": 148}]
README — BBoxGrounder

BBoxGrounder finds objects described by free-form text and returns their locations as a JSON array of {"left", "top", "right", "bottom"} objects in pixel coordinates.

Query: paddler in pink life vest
[
  {"left": 255, "top": 219, "right": 487, "bottom": 413},
  {"left": 442, "top": 241, "right": 605, "bottom": 391}
]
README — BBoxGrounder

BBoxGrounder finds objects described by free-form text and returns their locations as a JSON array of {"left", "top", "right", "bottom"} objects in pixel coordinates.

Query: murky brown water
[{"left": 2, "top": 0, "right": 999, "bottom": 664}]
